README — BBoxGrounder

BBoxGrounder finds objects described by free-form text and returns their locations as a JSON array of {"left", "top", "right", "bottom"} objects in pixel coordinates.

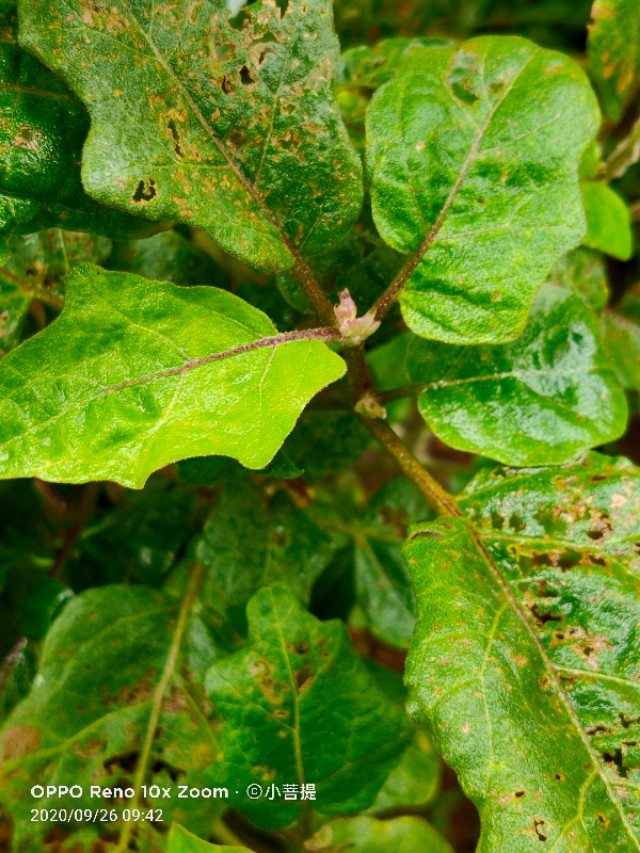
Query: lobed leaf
[
  {"left": 405, "top": 283, "right": 627, "bottom": 466},
  {"left": 0, "top": 265, "right": 345, "bottom": 487},
  {"left": 193, "top": 482, "right": 338, "bottom": 632},
  {"left": 0, "top": 2, "right": 160, "bottom": 238},
  {"left": 405, "top": 453, "right": 640, "bottom": 850},
  {"left": 205, "top": 583, "right": 412, "bottom": 829},
  {"left": 0, "top": 580, "right": 223, "bottom": 851},
  {"left": 366, "top": 36, "right": 600, "bottom": 344},
  {"left": 18, "top": 0, "right": 363, "bottom": 272}
]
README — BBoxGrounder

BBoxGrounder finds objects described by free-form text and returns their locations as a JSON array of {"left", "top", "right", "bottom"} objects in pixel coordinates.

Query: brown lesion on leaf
[
  {"left": 533, "top": 818, "right": 547, "bottom": 841},
  {"left": 132, "top": 177, "right": 158, "bottom": 203},
  {"left": 294, "top": 662, "right": 313, "bottom": 691},
  {"left": 167, "top": 119, "right": 185, "bottom": 159},
  {"left": 239, "top": 64, "right": 255, "bottom": 86},
  {"left": 12, "top": 125, "right": 41, "bottom": 151},
  {"left": 221, "top": 74, "right": 233, "bottom": 94},
  {"left": 1, "top": 725, "right": 40, "bottom": 761}
]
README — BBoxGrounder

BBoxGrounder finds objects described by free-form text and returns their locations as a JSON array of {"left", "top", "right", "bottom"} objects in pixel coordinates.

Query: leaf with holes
[
  {"left": 205, "top": 583, "right": 412, "bottom": 829},
  {"left": 588, "top": 0, "right": 640, "bottom": 122},
  {"left": 0, "top": 577, "right": 224, "bottom": 852},
  {"left": 405, "top": 452, "right": 640, "bottom": 851},
  {"left": 18, "top": 0, "right": 363, "bottom": 272},
  {"left": 367, "top": 36, "right": 599, "bottom": 344},
  {"left": 405, "top": 283, "right": 627, "bottom": 466},
  {"left": 0, "top": 2, "right": 161, "bottom": 239},
  {"left": 0, "top": 264, "right": 345, "bottom": 487}
]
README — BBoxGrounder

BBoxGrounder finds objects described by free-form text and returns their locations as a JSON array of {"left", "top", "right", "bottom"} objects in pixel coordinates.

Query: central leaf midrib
[
  {"left": 467, "top": 519, "right": 640, "bottom": 845},
  {"left": 127, "top": 4, "right": 297, "bottom": 258}
]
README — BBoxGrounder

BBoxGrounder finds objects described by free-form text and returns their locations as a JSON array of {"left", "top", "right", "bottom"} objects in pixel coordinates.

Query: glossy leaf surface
[
  {"left": 0, "top": 3, "right": 160, "bottom": 238},
  {"left": 0, "top": 265, "right": 345, "bottom": 487},
  {"left": 19, "top": 0, "right": 363, "bottom": 271},
  {"left": 205, "top": 583, "right": 411, "bottom": 829},
  {"left": 405, "top": 453, "right": 640, "bottom": 850},
  {"left": 588, "top": 0, "right": 640, "bottom": 122},
  {"left": 406, "top": 284, "right": 626, "bottom": 466},
  {"left": 367, "top": 37, "right": 599, "bottom": 343}
]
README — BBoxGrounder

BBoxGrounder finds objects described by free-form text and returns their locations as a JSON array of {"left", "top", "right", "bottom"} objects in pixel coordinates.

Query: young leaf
[
  {"left": 0, "top": 3, "right": 161, "bottom": 239},
  {"left": 0, "top": 576, "right": 224, "bottom": 850},
  {"left": 0, "top": 265, "right": 345, "bottom": 487},
  {"left": 193, "top": 483, "right": 338, "bottom": 631},
  {"left": 19, "top": 0, "right": 363, "bottom": 272},
  {"left": 588, "top": 0, "right": 640, "bottom": 122},
  {"left": 405, "top": 284, "right": 627, "bottom": 466},
  {"left": 205, "top": 583, "right": 412, "bottom": 829},
  {"left": 405, "top": 453, "right": 640, "bottom": 851},
  {"left": 366, "top": 37, "right": 600, "bottom": 343},
  {"left": 581, "top": 180, "right": 633, "bottom": 260},
  {"left": 304, "top": 815, "right": 454, "bottom": 852}
]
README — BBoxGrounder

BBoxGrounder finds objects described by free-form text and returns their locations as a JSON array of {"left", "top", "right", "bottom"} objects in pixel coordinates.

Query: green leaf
[
  {"left": 367, "top": 730, "right": 441, "bottom": 814},
  {"left": 194, "top": 483, "right": 338, "bottom": 632},
  {"left": 19, "top": 0, "right": 363, "bottom": 271},
  {"left": 0, "top": 575, "right": 224, "bottom": 851},
  {"left": 581, "top": 181, "right": 633, "bottom": 260},
  {"left": 0, "top": 4, "right": 161, "bottom": 238},
  {"left": 405, "top": 453, "right": 640, "bottom": 851},
  {"left": 283, "top": 410, "right": 372, "bottom": 478},
  {"left": 405, "top": 283, "right": 627, "bottom": 466},
  {"left": 601, "top": 285, "right": 640, "bottom": 391},
  {"left": 336, "top": 38, "right": 450, "bottom": 152},
  {"left": 304, "top": 815, "right": 454, "bottom": 853},
  {"left": 168, "top": 823, "right": 251, "bottom": 853},
  {"left": 549, "top": 247, "right": 609, "bottom": 312},
  {"left": 205, "top": 583, "right": 412, "bottom": 829},
  {"left": 178, "top": 452, "right": 302, "bottom": 486},
  {"left": 0, "top": 228, "right": 111, "bottom": 351},
  {"left": 72, "top": 479, "right": 195, "bottom": 587},
  {"left": 366, "top": 37, "right": 600, "bottom": 344},
  {"left": 107, "top": 230, "right": 223, "bottom": 287},
  {"left": 321, "top": 478, "right": 428, "bottom": 649},
  {"left": 0, "top": 265, "right": 345, "bottom": 487},
  {"left": 588, "top": 0, "right": 640, "bottom": 122}
]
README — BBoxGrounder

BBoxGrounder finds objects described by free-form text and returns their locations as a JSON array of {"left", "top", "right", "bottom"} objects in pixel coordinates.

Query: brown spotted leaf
[
  {"left": 18, "top": 0, "right": 363, "bottom": 272},
  {"left": 205, "top": 582, "right": 412, "bottom": 830},
  {"left": 0, "top": 576, "right": 224, "bottom": 851},
  {"left": 405, "top": 453, "right": 640, "bottom": 851}
]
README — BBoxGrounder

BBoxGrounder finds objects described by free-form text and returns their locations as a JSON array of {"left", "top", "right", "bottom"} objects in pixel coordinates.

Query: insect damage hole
[
  {"left": 132, "top": 177, "right": 157, "bottom": 203},
  {"left": 533, "top": 819, "right": 547, "bottom": 842}
]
